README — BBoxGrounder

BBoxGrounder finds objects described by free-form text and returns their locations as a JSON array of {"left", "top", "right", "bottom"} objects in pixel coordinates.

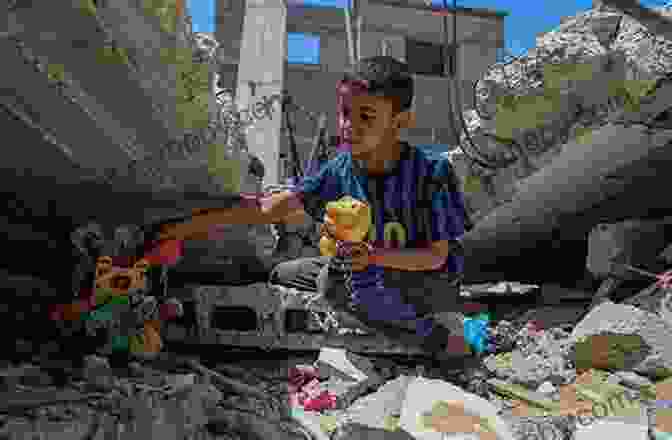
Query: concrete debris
[
  {"left": 460, "top": 282, "right": 539, "bottom": 300},
  {"left": 454, "top": 4, "right": 672, "bottom": 220},
  {"left": 484, "top": 325, "right": 577, "bottom": 388},
  {"left": 333, "top": 375, "right": 412, "bottom": 431},
  {"left": 481, "top": 6, "right": 672, "bottom": 101},
  {"left": 536, "top": 381, "right": 557, "bottom": 395},
  {"left": 575, "top": 417, "right": 649, "bottom": 440},
  {"left": 316, "top": 348, "right": 374, "bottom": 383},
  {"left": 0, "top": 352, "right": 311, "bottom": 440},
  {"left": 615, "top": 370, "right": 654, "bottom": 387},
  {"left": 624, "top": 281, "right": 670, "bottom": 315},
  {"left": 488, "top": 320, "right": 519, "bottom": 353},
  {"left": 330, "top": 423, "right": 415, "bottom": 440},
  {"left": 586, "top": 218, "right": 672, "bottom": 280},
  {"left": 503, "top": 415, "right": 576, "bottom": 440},
  {"left": 570, "top": 301, "right": 672, "bottom": 378}
]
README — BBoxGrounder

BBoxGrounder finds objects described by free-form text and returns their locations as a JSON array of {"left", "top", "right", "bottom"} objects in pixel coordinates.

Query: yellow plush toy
[{"left": 319, "top": 196, "right": 372, "bottom": 257}]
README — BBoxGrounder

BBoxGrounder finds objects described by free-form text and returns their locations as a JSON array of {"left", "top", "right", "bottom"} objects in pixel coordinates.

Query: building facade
[{"left": 214, "top": 0, "right": 507, "bottom": 185}]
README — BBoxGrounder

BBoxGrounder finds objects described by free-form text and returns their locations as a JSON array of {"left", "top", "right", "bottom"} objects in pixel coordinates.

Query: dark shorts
[{"left": 269, "top": 256, "right": 463, "bottom": 353}]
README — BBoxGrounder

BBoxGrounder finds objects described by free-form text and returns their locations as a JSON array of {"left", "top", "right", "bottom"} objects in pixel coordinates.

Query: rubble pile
[
  {"left": 5, "top": 5, "right": 672, "bottom": 440},
  {"left": 456, "top": 5, "right": 672, "bottom": 220},
  {"left": 484, "top": 324, "right": 578, "bottom": 388},
  {"left": 0, "top": 354, "right": 310, "bottom": 440},
  {"left": 475, "top": 5, "right": 672, "bottom": 117},
  {"left": 247, "top": 278, "right": 672, "bottom": 440},
  {"left": 7, "top": 247, "right": 672, "bottom": 440}
]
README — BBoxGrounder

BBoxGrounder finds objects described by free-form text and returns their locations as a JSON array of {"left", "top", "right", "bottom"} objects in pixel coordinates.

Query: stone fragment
[
  {"left": 537, "top": 381, "right": 557, "bottom": 395},
  {"left": 570, "top": 301, "right": 672, "bottom": 378},
  {"left": 586, "top": 218, "right": 672, "bottom": 280}
]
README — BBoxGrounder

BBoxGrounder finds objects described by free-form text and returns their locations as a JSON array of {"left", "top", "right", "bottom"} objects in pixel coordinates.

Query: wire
[
  {"left": 282, "top": 95, "right": 304, "bottom": 180},
  {"left": 304, "top": 114, "right": 329, "bottom": 176}
]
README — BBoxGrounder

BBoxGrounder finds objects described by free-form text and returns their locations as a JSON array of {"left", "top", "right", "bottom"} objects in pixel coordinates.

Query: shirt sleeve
[
  {"left": 430, "top": 158, "right": 467, "bottom": 241},
  {"left": 430, "top": 158, "right": 467, "bottom": 273},
  {"left": 295, "top": 157, "right": 341, "bottom": 222}
]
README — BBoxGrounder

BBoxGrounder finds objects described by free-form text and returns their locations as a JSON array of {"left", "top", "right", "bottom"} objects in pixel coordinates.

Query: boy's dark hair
[{"left": 344, "top": 56, "right": 414, "bottom": 113}]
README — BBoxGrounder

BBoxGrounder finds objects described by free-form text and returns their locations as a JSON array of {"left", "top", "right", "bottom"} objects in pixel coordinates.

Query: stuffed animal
[
  {"left": 319, "top": 196, "right": 372, "bottom": 257},
  {"left": 51, "top": 255, "right": 182, "bottom": 357}
]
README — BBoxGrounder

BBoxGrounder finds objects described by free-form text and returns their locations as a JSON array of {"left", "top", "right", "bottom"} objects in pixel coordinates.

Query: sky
[{"left": 186, "top": 0, "right": 670, "bottom": 57}]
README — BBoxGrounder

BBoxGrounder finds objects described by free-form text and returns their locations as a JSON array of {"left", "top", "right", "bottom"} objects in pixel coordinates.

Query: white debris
[
  {"left": 399, "top": 377, "right": 515, "bottom": 440},
  {"left": 337, "top": 375, "right": 413, "bottom": 430},
  {"left": 574, "top": 418, "right": 648, "bottom": 440},
  {"left": 536, "top": 381, "right": 557, "bottom": 394},
  {"left": 316, "top": 348, "right": 369, "bottom": 383}
]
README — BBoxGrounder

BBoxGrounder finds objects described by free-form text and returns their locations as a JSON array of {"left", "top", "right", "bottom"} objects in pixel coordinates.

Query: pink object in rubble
[
  {"left": 302, "top": 391, "right": 337, "bottom": 411},
  {"left": 288, "top": 365, "right": 318, "bottom": 393}
]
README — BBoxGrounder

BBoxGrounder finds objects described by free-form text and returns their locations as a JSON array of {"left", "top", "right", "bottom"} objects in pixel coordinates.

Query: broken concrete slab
[
  {"left": 334, "top": 375, "right": 413, "bottom": 431},
  {"left": 315, "top": 348, "right": 373, "bottom": 383},
  {"left": 586, "top": 218, "right": 672, "bottom": 280},
  {"left": 570, "top": 301, "right": 672, "bottom": 378},
  {"left": 624, "top": 281, "right": 669, "bottom": 315},
  {"left": 573, "top": 333, "right": 648, "bottom": 372}
]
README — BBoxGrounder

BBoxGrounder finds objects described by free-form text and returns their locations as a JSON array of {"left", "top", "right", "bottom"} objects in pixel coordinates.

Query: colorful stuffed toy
[
  {"left": 50, "top": 255, "right": 183, "bottom": 357},
  {"left": 319, "top": 196, "right": 372, "bottom": 258}
]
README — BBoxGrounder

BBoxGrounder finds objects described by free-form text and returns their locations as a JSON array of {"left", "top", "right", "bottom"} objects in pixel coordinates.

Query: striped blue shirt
[{"left": 298, "top": 142, "right": 466, "bottom": 273}]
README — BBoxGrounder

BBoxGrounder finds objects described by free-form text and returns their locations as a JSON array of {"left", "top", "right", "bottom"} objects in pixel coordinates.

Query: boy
[{"left": 147, "top": 56, "right": 484, "bottom": 358}]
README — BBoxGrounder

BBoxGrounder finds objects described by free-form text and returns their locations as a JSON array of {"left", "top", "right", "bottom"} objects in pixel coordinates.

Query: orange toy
[{"left": 94, "top": 258, "right": 149, "bottom": 295}]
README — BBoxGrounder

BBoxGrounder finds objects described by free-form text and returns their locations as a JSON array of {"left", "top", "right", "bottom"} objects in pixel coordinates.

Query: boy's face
[{"left": 341, "top": 95, "right": 412, "bottom": 159}]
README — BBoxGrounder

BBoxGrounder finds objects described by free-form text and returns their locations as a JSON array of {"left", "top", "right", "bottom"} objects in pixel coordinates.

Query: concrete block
[{"left": 586, "top": 218, "right": 672, "bottom": 279}]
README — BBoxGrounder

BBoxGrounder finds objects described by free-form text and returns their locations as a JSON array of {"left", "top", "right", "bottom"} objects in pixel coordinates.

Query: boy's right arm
[
  {"left": 159, "top": 191, "right": 306, "bottom": 240},
  {"left": 158, "top": 155, "right": 338, "bottom": 241}
]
